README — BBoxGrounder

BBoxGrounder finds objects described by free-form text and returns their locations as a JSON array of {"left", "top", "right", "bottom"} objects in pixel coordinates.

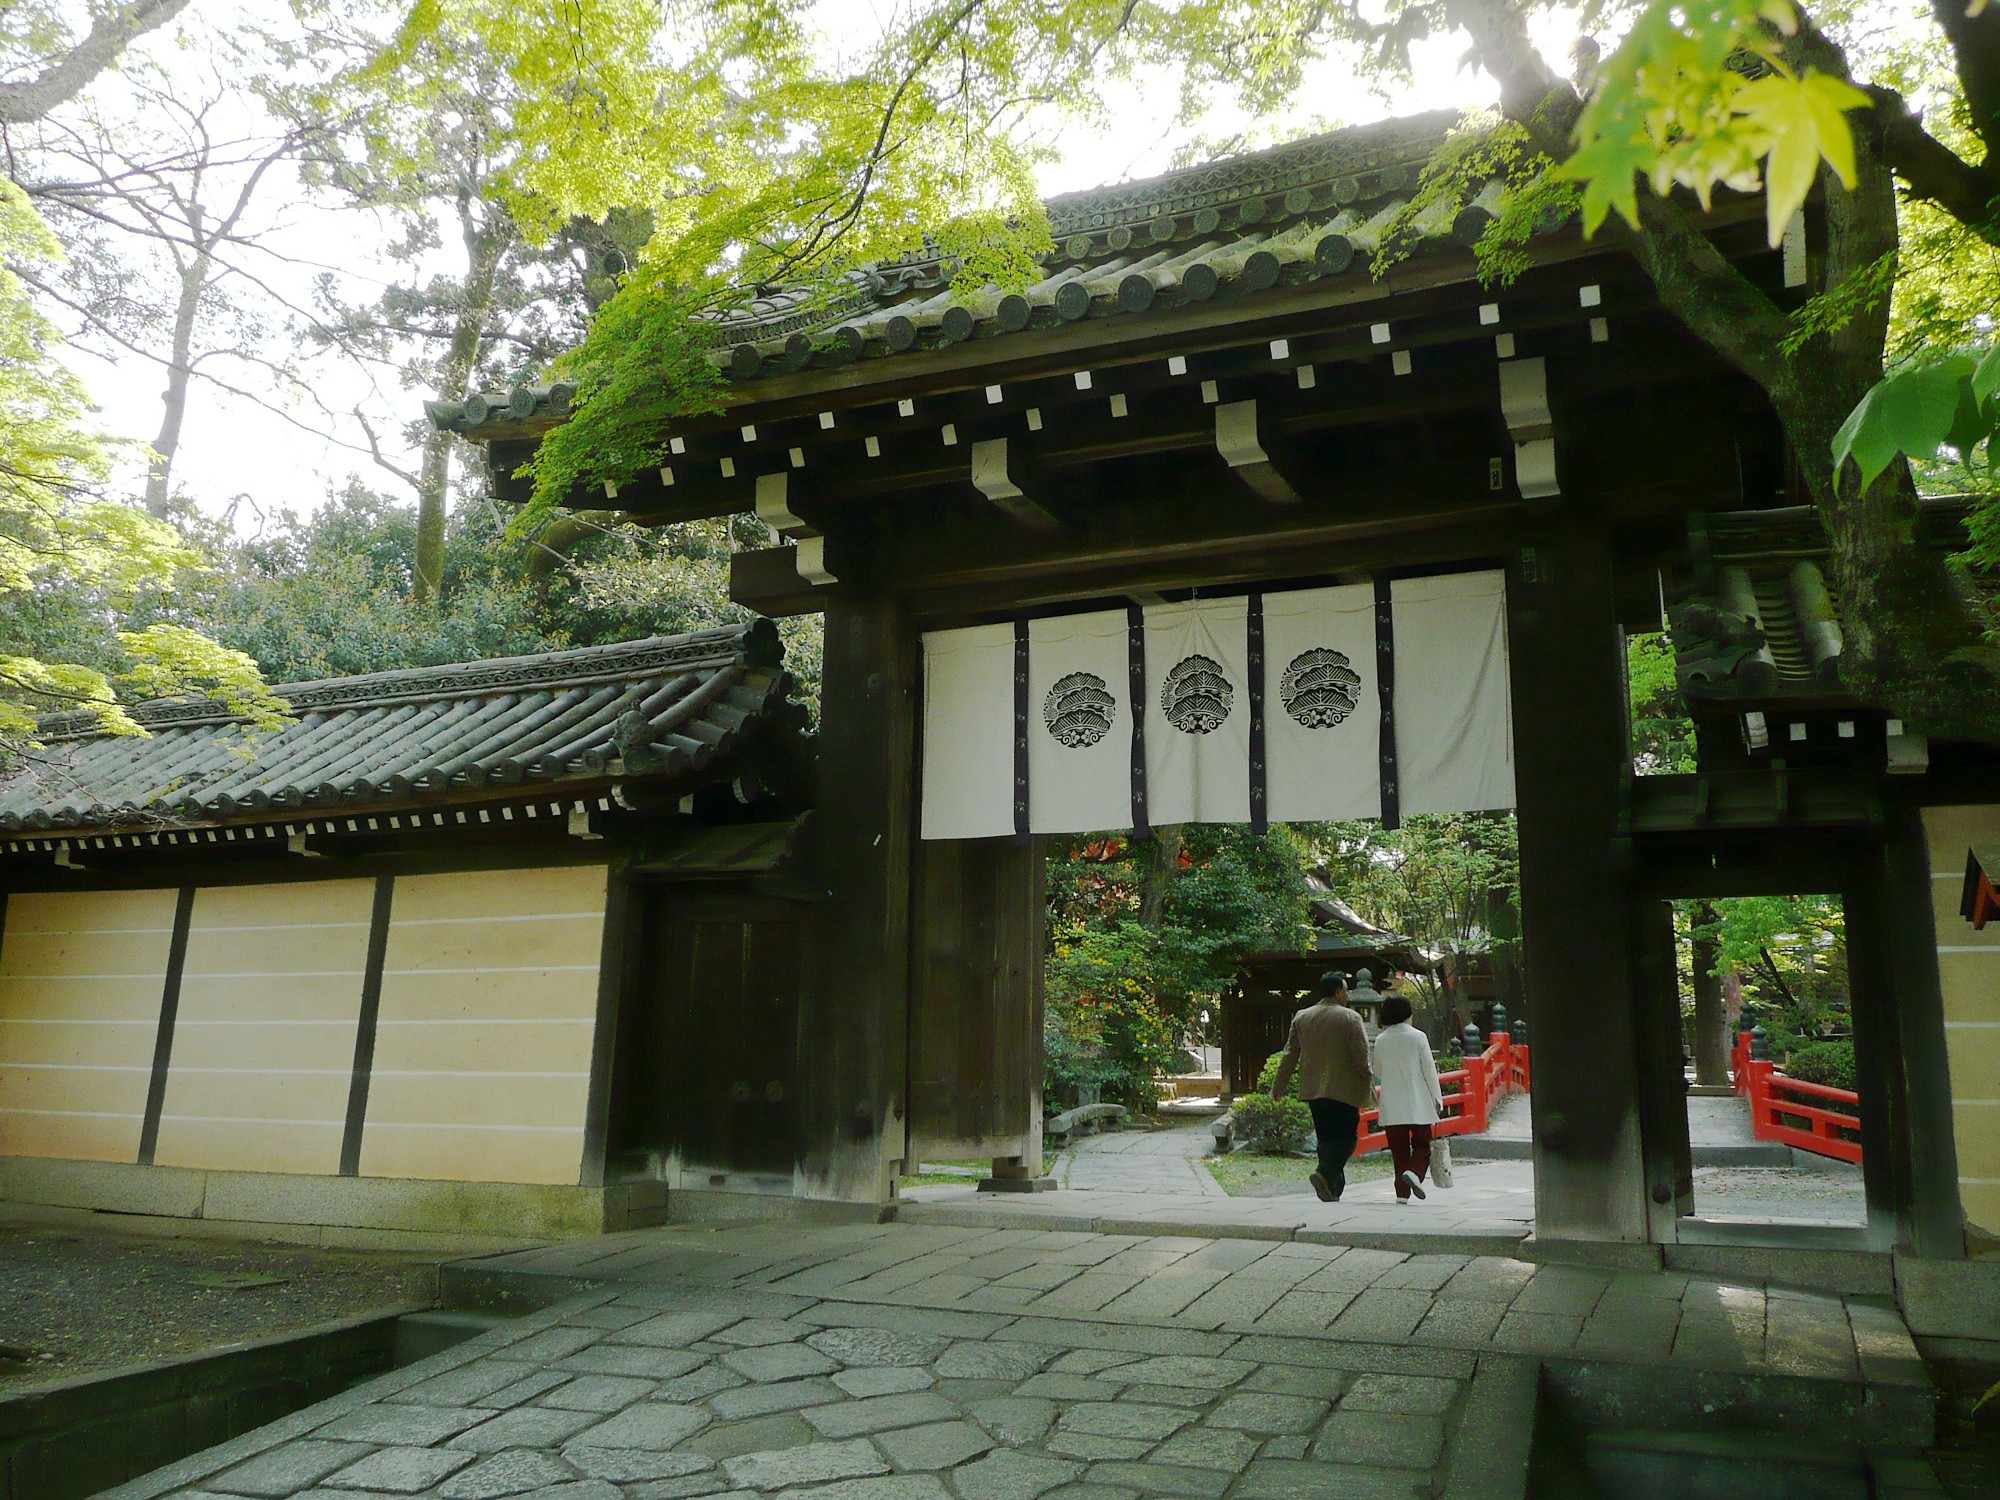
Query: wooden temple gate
[{"left": 440, "top": 114, "right": 1989, "bottom": 1267}]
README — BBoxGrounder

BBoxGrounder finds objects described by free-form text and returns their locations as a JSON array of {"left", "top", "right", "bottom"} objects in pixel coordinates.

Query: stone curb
[{"left": 92, "top": 1289, "right": 620, "bottom": 1500}]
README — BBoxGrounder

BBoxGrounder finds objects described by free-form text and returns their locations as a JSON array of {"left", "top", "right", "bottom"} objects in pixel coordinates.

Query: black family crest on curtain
[
  {"left": 1161, "top": 655, "right": 1233, "bottom": 735},
  {"left": 1044, "top": 672, "right": 1116, "bottom": 748},
  {"left": 917, "top": 572, "right": 1514, "bottom": 839},
  {"left": 1281, "top": 648, "right": 1363, "bottom": 728}
]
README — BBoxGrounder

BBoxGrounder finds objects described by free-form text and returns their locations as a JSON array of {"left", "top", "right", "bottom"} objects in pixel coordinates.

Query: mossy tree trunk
[{"left": 1452, "top": 0, "right": 2000, "bottom": 741}]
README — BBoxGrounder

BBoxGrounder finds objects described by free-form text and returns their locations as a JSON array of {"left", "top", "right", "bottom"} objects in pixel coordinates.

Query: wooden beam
[
  {"left": 969, "top": 438, "right": 1064, "bottom": 530},
  {"left": 1214, "top": 399, "right": 1300, "bottom": 504}
]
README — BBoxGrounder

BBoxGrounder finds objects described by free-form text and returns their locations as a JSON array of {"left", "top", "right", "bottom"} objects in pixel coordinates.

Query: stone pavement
[
  {"left": 908, "top": 1156, "right": 1534, "bottom": 1257},
  {"left": 110, "top": 1218, "right": 1939, "bottom": 1500},
  {"left": 1055, "top": 1128, "right": 1223, "bottom": 1199}
]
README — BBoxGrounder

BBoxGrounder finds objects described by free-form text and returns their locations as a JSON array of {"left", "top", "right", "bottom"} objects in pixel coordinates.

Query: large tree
[
  {"left": 0, "top": 1, "right": 284, "bottom": 750},
  {"left": 489, "top": 0, "right": 1997, "bottom": 741}
]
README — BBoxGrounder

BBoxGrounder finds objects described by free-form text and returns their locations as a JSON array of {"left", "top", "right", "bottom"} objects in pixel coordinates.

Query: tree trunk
[
  {"left": 1449, "top": 0, "right": 2000, "bottom": 742},
  {"left": 412, "top": 216, "right": 509, "bottom": 608},
  {"left": 1690, "top": 901, "right": 1728, "bottom": 1087},
  {"left": 144, "top": 241, "right": 208, "bottom": 518},
  {"left": 1138, "top": 825, "right": 1183, "bottom": 929}
]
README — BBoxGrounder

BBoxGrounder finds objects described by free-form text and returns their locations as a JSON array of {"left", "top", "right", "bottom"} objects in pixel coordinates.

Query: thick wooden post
[
  {"left": 1508, "top": 522, "right": 1651, "bottom": 1248},
  {"left": 797, "top": 593, "right": 917, "bottom": 1202},
  {"left": 908, "top": 835, "right": 1046, "bottom": 1173}
]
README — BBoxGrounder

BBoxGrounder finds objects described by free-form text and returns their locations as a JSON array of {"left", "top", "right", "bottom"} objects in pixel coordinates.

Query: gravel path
[{"left": 0, "top": 1220, "right": 434, "bottom": 1389}]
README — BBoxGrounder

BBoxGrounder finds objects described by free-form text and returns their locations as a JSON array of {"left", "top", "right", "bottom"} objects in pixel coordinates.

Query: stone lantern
[{"left": 1347, "top": 967, "right": 1386, "bottom": 1037}]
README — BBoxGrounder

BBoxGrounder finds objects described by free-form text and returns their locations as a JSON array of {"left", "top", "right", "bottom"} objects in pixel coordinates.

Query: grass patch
[
  {"left": 899, "top": 1155, "right": 1048, "bottom": 1190},
  {"left": 1203, "top": 1150, "right": 1396, "bottom": 1198}
]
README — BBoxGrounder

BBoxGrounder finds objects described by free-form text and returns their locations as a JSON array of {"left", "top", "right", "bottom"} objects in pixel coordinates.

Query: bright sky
[{"left": 56, "top": 3, "right": 1577, "bottom": 532}]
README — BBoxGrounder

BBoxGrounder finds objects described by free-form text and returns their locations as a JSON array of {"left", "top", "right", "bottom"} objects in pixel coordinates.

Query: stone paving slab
[{"left": 112, "top": 1215, "right": 1935, "bottom": 1500}]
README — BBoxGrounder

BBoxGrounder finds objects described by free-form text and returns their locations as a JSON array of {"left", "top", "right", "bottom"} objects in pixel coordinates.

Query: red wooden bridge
[
  {"left": 1354, "top": 1030, "right": 1530, "bottom": 1157},
  {"left": 1732, "top": 1031, "right": 1863, "bottom": 1164}
]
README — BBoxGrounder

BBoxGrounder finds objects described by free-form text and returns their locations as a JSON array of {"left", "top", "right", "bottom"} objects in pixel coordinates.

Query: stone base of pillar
[
  {"left": 976, "top": 1175, "right": 1058, "bottom": 1193},
  {"left": 1519, "top": 1234, "right": 1664, "bottom": 1272}
]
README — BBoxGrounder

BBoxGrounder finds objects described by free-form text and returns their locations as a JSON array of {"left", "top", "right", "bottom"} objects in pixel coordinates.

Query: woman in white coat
[{"left": 1372, "top": 995, "right": 1442, "bottom": 1202}]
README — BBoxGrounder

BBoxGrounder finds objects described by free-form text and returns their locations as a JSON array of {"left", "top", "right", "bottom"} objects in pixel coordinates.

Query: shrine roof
[
  {"left": 0, "top": 621, "right": 793, "bottom": 842},
  {"left": 1666, "top": 497, "right": 1971, "bottom": 707},
  {"left": 430, "top": 109, "right": 1509, "bottom": 436}
]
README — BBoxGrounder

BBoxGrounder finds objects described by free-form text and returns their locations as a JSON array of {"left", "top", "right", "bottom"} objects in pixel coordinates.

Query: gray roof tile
[{"left": 0, "top": 621, "right": 789, "bottom": 836}]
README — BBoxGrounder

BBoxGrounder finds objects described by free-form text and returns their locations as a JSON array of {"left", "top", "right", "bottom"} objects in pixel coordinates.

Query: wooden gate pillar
[
  {"left": 908, "top": 837, "right": 1046, "bottom": 1175},
  {"left": 797, "top": 592, "right": 918, "bottom": 1202},
  {"left": 1508, "top": 522, "right": 1651, "bottom": 1246}
]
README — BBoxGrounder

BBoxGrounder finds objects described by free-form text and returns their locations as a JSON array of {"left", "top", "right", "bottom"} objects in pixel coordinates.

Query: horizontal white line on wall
[
  {"left": 0, "top": 1063, "right": 588, "bottom": 1079},
  {"left": 374, "top": 1019, "right": 594, "bottom": 1026},
  {"left": 190, "top": 922, "right": 371, "bottom": 933},
  {"left": 0, "top": 1018, "right": 154, "bottom": 1025},
  {"left": 1936, "top": 945, "right": 2000, "bottom": 953},
  {"left": 1944, "top": 1021, "right": 2000, "bottom": 1029},
  {"left": 391, "top": 912, "right": 603, "bottom": 926},
  {"left": 179, "top": 971, "right": 367, "bottom": 980},
  {"left": 157, "top": 1113, "right": 343, "bottom": 1128},
  {"left": 358, "top": 1120, "right": 582, "bottom": 1133},
  {"left": 1, "top": 975, "right": 171, "bottom": 982},
  {"left": 5, "top": 927, "right": 176, "bottom": 937},
  {"left": 378, "top": 966, "right": 600, "bottom": 976},
  {"left": 0, "top": 1106, "right": 142, "bottom": 1119},
  {"left": 1954, "top": 1099, "right": 2000, "bottom": 1106},
  {"left": 1959, "top": 1176, "right": 2000, "bottom": 1185}
]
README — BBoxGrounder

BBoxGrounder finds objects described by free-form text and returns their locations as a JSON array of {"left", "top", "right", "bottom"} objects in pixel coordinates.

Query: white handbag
[{"left": 1431, "top": 1137, "right": 1455, "bottom": 1188}]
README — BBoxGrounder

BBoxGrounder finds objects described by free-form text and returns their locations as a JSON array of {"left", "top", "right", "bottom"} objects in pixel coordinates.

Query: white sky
[{"left": 51, "top": 3, "right": 1578, "bottom": 531}]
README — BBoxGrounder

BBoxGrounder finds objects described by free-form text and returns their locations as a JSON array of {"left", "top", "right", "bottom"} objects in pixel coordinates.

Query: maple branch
[
  {"left": 0, "top": 0, "right": 195, "bottom": 124},
  {"left": 1444, "top": 0, "right": 1795, "bottom": 395},
  {"left": 1866, "top": 84, "right": 2000, "bottom": 246}
]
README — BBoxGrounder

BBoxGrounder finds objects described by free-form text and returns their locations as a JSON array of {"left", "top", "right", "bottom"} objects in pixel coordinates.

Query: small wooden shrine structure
[
  {"left": 0, "top": 625, "right": 820, "bottom": 1236},
  {"left": 1221, "top": 881, "right": 1426, "bottom": 1097},
  {"left": 119, "top": 110, "right": 1992, "bottom": 1291}
]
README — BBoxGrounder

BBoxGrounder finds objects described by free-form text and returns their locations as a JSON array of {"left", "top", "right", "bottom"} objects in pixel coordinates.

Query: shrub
[
  {"left": 1233, "top": 1091, "right": 1313, "bottom": 1155},
  {"left": 1256, "top": 1052, "right": 1285, "bottom": 1094},
  {"left": 1783, "top": 1040, "right": 1857, "bottom": 1091}
]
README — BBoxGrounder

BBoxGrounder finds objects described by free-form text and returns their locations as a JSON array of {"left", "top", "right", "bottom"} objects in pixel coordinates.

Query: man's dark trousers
[{"left": 1306, "top": 1097, "right": 1361, "bottom": 1197}]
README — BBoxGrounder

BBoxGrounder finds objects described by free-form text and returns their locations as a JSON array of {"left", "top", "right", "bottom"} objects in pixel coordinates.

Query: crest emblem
[
  {"left": 1281, "top": 648, "right": 1363, "bottom": 728},
  {"left": 1160, "top": 654, "right": 1233, "bottom": 734},
  {"left": 1043, "top": 671, "right": 1115, "bottom": 748}
]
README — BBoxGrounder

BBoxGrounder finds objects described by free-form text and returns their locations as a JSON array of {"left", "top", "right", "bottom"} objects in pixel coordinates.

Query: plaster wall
[
  {"left": 0, "top": 890, "right": 178, "bottom": 1162},
  {"left": 358, "top": 865, "right": 606, "bottom": 1185},
  {"left": 1921, "top": 805, "right": 2000, "bottom": 1250},
  {"left": 153, "top": 879, "right": 374, "bottom": 1175}
]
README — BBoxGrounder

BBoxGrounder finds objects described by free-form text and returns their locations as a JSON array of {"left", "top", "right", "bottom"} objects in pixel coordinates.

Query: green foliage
[
  {"left": 1044, "top": 826, "right": 1315, "bottom": 1110},
  {"left": 1302, "top": 814, "right": 1519, "bottom": 1014},
  {"left": 1628, "top": 632, "right": 1697, "bottom": 773},
  {"left": 1257, "top": 1052, "right": 1284, "bottom": 1094},
  {"left": 1832, "top": 347, "right": 2000, "bottom": 490},
  {"left": 1043, "top": 924, "right": 1184, "bottom": 1110},
  {"left": 1560, "top": 0, "right": 1872, "bottom": 245},
  {"left": 1685, "top": 893, "right": 1849, "bottom": 1047},
  {"left": 1231, "top": 1090, "right": 1313, "bottom": 1155},
  {"left": 0, "top": 177, "right": 284, "bottom": 748},
  {"left": 1783, "top": 1039, "right": 1856, "bottom": 1089},
  {"left": 173, "top": 486, "right": 562, "bottom": 683}
]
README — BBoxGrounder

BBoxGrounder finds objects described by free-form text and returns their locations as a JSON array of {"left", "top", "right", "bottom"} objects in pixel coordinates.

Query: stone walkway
[
  {"left": 111, "top": 1218, "right": 1938, "bottom": 1500},
  {"left": 911, "top": 1146, "right": 1534, "bottom": 1256},
  {"left": 1057, "top": 1127, "right": 1223, "bottom": 1199}
]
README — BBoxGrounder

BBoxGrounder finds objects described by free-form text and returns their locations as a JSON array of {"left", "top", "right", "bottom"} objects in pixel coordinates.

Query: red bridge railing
[
  {"left": 1730, "top": 1030, "right": 1862, "bottom": 1164},
  {"left": 1357, "top": 1032, "right": 1528, "bottom": 1156}
]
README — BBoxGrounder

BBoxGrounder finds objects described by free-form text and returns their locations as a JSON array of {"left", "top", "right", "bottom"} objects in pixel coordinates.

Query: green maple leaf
[
  {"left": 1831, "top": 357, "right": 1979, "bottom": 486},
  {"left": 1734, "top": 70, "right": 1873, "bottom": 246}
]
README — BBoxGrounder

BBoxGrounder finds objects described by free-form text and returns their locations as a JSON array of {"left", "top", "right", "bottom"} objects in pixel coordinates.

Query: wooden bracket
[
  {"left": 1214, "top": 400, "right": 1301, "bottom": 504},
  {"left": 970, "top": 438, "right": 1064, "bottom": 530},
  {"left": 1498, "top": 358, "right": 1560, "bottom": 500}
]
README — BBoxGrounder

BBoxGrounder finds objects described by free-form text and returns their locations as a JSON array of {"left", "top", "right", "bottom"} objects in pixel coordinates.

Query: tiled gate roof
[{"left": 429, "top": 111, "right": 1494, "bottom": 433}]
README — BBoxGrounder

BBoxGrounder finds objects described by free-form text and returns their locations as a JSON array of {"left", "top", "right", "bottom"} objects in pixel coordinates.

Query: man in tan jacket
[{"left": 1270, "top": 971, "right": 1373, "bottom": 1202}]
